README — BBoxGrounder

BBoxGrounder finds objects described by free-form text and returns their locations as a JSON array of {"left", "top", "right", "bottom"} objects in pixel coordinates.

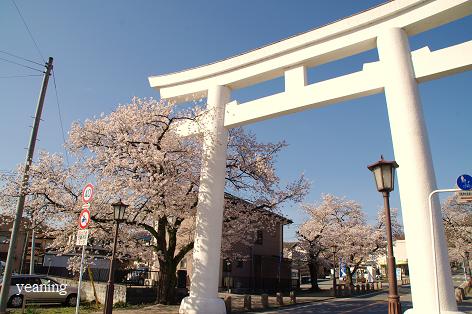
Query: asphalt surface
[{"left": 257, "top": 282, "right": 472, "bottom": 314}]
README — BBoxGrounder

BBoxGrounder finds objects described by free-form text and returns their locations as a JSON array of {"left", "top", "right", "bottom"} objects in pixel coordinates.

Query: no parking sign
[{"left": 78, "top": 208, "right": 91, "bottom": 229}]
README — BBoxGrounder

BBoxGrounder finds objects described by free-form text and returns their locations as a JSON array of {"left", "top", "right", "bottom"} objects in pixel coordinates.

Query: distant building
[
  {"left": 0, "top": 215, "right": 53, "bottom": 273},
  {"left": 377, "top": 239, "right": 409, "bottom": 278},
  {"left": 283, "top": 242, "right": 330, "bottom": 286},
  {"left": 153, "top": 194, "right": 294, "bottom": 293}
]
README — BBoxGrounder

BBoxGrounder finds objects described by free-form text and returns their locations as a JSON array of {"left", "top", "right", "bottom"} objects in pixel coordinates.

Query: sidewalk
[
  {"left": 92, "top": 290, "right": 334, "bottom": 314},
  {"left": 219, "top": 291, "right": 333, "bottom": 313}
]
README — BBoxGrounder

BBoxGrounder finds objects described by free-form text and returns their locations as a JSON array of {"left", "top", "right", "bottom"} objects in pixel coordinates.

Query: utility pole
[
  {"left": 29, "top": 220, "right": 35, "bottom": 274},
  {"left": 19, "top": 230, "right": 30, "bottom": 274},
  {"left": 29, "top": 197, "right": 37, "bottom": 275},
  {"left": 0, "top": 57, "right": 53, "bottom": 314}
]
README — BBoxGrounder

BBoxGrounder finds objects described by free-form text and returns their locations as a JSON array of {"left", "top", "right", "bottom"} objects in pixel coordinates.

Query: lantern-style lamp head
[
  {"left": 331, "top": 245, "right": 338, "bottom": 255},
  {"left": 367, "top": 155, "right": 399, "bottom": 193},
  {"left": 111, "top": 199, "right": 128, "bottom": 221}
]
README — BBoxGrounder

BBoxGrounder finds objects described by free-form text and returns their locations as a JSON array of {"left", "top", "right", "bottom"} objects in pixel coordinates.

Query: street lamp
[
  {"left": 368, "top": 156, "right": 401, "bottom": 314},
  {"left": 103, "top": 200, "right": 128, "bottom": 314},
  {"left": 331, "top": 245, "right": 337, "bottom": 297},
  {"left": 465, "top": 251, "right": 470, "bottom": 279}
]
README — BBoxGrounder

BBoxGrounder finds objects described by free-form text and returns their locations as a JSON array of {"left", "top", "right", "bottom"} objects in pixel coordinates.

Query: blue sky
[{"left": 1, "top": 1, "right": 471, "bottom": 241}]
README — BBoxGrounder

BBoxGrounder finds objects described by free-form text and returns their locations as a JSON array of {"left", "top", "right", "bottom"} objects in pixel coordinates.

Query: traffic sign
[
  {"left": 82, "top": 203, "right": 91, "bottom": 209},
  {"left": 457, "top": 174, "right": 472, "bottom": 191},
  {"left": 78, "top": 209, "right": 91, "bottom": 229},
  {"left": 396, "top": 268, "right": 402, "bottom": 280},
  {"left": 339, "top": 262, "right": 347, "bottom": 277},
  {"left": 76, "top": 229, "right": 89, "bottom": 246},
  {"left": 456, "top": 190, "right": 472, "bottom": 204},
  {"left": 81, "top": 183, "right": 94, "bottom": 203}
]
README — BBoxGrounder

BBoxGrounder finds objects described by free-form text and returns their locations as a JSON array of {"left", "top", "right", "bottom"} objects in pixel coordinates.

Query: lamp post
[
  {"left": 465, "top": 251, "right": 470, "bottom": 280},
  {"left": 368, "top": 156, "right": 401, "bottom": 314},
  {"left": 103, "top": 200, "right": 128, "bottom": 314},
  {"left": 331, "top": 245, "right": 337, "bottom": 297}
]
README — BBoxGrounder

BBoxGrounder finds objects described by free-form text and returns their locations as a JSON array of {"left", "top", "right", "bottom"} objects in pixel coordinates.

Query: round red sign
[
  {"left": 81, "top": 183, "right": 94, "bottom": 203},
  {"left": 78, "top": 209, "right": 91, "bottom": 229}
]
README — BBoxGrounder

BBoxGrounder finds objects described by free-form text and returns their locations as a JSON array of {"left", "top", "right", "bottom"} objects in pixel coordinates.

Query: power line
[
  {"left": 10, "top": 0, "right": 45, "bottom": 63},
  {"left": 0, "top": 74, "right": 43, "bottom": 78},
  {"left": 0, "top": 56, "right": 44, "bottom": 73},
  {"left": 0, "top": 170, "right": 17, "bottom": 177},
  {"left": 0, "top": 50, "right": 43, "bottom": 67},
  {"left": 52, "top": 69, "right": 70, "bottom": 166}
]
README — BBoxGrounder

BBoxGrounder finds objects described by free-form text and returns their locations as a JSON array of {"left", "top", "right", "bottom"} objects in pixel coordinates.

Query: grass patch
[
  {"left": 8, "top": 301, "right": 154, "bottom": 313},
  {"left": 9, "top": 302, "right": 98, "bottom": 314}
]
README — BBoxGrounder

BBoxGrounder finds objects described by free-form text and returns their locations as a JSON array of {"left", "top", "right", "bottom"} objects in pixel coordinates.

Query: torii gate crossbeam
[{"left": 149, "top": 1, "right": 472, "bottom": 313}]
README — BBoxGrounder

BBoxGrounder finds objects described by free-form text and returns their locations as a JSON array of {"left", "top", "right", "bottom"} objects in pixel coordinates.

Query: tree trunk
[
  {"left": 157, "top": 260, "right": 177, "bottom": 305},
  {"left": 148, "top": 216, "right": 193, "bottom": 305},
  {"left": 345, "top": 267, "right": 354, "bottom": 287},
  {"left": 308, "top": 259, "right": 320, "bottom": 291}
]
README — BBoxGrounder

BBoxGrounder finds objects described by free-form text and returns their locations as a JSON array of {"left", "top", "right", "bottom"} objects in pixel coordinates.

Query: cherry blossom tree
[
  {"left": 0, "top": 152, "right": 153, "bottom": 272},
  {"left": 337, "top": 206, "right": 402, "bottom": 286},
  {"left": 296, "top": 194, "right": 402, "bottom": 289},
  {"left": 296, "top": 194, "right": 362, "bottom": 290},
  {"left": 442, "top": 196, "right": 472, "bottom": 267},
  {"left": 1, "top": 97, "right": 309, "bottom": 304}
]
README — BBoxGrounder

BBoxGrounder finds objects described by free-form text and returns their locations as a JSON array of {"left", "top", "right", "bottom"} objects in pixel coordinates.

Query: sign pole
[
  {"left": 75, "top": 245, "right": 86, "bottom": 314},
  {"left": 75, "top": 183, "right": 94, "bottom": 314},
  {"left": 428, "top": 187, "right": 461, "bottom": 314}
]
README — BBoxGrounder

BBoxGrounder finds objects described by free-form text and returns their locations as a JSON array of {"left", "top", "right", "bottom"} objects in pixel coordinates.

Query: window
[
  {"left": 40, "top": 278, "right": 58, "bottom": 285},
  {"left": 27, "top": 277, "right": 41, "bottom": 285},
  {"left": 10, "top": 277, "right": 40, "bottom": 286},
  {"left": 255, "top": 230, "right": 263, "bottom": 245},
  {"left": 10, "top": 277, "right": 27, "bottom": 286}
]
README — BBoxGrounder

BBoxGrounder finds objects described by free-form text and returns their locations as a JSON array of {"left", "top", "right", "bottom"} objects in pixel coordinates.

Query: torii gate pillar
[
  {"left": 179, "top": 85, "right": 230, "bottom": 314},
  {"left": 378, "top": 28, "right": 459, "bottom": 314}
]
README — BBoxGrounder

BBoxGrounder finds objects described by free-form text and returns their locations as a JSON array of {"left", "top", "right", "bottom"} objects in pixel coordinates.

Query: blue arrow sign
[
  {"left": 339, "top": 261, "right": 347, "bottom": 277},
  {"left": 457, "top": 174, "right": 472, "bottom": 191}
]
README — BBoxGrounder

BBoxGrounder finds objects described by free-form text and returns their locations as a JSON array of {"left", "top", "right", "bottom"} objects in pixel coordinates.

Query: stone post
[
  {"left": 224, "top": 295, "right": 232, "bottom": 314},
  {"left": 276, "top": 292, "right": 283, "bottom": 306},
  {"left": 261, "top": 294, "right": 269, "bottom": 309},
  {"left": 243, "top": 295, "right": 251, "bottom": 311}
]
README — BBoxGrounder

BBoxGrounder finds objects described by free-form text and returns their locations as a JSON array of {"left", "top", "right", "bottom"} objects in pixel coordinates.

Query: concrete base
[
  {"left": 404, "top": 309, "right": 466, "bottom": 314},
  {"left": 179, "top": 296, "right": 226, "bottom": 314}
]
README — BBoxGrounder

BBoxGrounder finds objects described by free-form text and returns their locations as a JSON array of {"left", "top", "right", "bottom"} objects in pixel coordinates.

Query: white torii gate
[{"left": 149, "top": 0, "right": 472, "bottom": 313}]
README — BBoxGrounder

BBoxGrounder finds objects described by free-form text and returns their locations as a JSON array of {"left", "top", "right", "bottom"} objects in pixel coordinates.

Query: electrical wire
[
  {"left": 0, "top": 57, "right": 44, "bottom": 73},
  {"left": 10, "top": 0, "right": 46, "bottom": 63},
  {"left": 0, "top": 74, "right": 43, "bottom": 78},
  {"left": 0, "top": 170, "right": 17, "bottom": 177},
  {"left": 0, "top": 50, "right": 44, "bottom": 67},
  {"left": 52, "top": 69, "right": 70, "bottom": 166},
  {"left": 8, "top": 0, "right": 69, "bottom": 167}
]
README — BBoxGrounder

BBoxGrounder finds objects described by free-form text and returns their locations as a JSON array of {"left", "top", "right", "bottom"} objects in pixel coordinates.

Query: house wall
[
  {"left": 181, "top": 221, "right": 291, "bottom": 292},
  {"left": 253, "top": 223, "right": 282, "bottom": 257},
  {"left": 43, "top": 253, "right": 110, "bottom": 269},
  {"left": 0, "top": 221, "right": 29, "bottom": 272},
  {"left": 0, "top": 217, "right": 54, "bottom": 273}
]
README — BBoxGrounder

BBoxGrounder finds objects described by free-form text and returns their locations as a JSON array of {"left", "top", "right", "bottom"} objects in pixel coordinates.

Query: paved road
[
  {"left": 452, "top": 272, "right": 469, "bottom": 287},
  {"left": 257, "top": 286, "right": 472, "bottom": 314}
]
